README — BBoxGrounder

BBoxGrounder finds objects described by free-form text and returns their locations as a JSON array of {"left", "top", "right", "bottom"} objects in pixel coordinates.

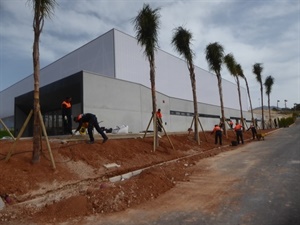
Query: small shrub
[{"left": 0, "top": 130, "right": 14, "bottom": 138}]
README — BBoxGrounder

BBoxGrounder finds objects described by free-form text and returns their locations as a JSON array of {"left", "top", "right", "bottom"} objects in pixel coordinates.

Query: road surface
[{"left": 74, "top": 119, "right": 300, "bottom": 225}]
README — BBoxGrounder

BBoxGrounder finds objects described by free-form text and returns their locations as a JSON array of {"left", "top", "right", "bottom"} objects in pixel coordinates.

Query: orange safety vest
[
  {"left": 213, "top": 126, "right": 221, "bottom": 132},
  {"left": 235, "top": 124, "right": 242, "bottom": 131},
  {"left": 62, "top": 101, "right": 71, "bottom": 109},
  {"left": 156, "top": 111, "right": 162, "bottom": 119},
  {"left": 76, "top": 114, "right": 83, "bottom": 121}
]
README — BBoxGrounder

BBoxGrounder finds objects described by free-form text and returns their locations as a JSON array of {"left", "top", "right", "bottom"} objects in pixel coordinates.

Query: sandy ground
[{"left": 0, "top": 128, "right": 275, "bottom": 224}]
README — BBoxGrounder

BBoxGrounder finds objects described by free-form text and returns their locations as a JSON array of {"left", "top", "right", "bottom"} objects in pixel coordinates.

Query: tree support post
[
  {"left": 38, "top": 110, "right": 56, "bottom": 170},
  {"left": 189, "top": 116, "right": 207, "bottom": 142},
  {"left": 5, "top": 110, "right": 56, "bottom": 170},
  {"left": 143, "top": 114, "right": 175, "bottom": 151},
  {"left": 5, "top": 110, "right": 33, "bottom": 161},
  {"left": 0, "top": 118, "right": 15, "bottom": 141}
]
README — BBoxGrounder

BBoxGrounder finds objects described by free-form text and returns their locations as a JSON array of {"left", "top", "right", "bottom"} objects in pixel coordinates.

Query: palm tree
[
  {"left": 264, "top": 75, "right": 275, "bottom": 128},
  {"left": 252, "top": 63, "right": 265, "bottom": 129},
  {"left": 171, "top": 26, "right": 200, "bottom": 144},
  {"left": 234, "top": 63, "right": 245, "bottom": 126},
  {"left": 29, "top": 0, "right": 57, "bottom": 163},
  {"left": 224, "top": 54, "right": 245, "bottom": 128},
  {"left": 133, "top": 4, "right": 160, "bottom": 150},
  {"left": 205, "top": 42, "right": 227, "bottom": 136},
  {"left": 236, "top": 64, "right": 255, "bottom": 127}
]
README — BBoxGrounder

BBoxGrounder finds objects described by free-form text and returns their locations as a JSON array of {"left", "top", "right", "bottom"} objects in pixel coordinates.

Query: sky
[{"left": 0, "top": 0, "right": 299, "bottom": 109}]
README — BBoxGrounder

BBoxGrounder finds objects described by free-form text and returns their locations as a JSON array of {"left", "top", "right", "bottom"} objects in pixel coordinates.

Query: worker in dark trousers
[
  {"left": 211, "top": 124, "right": 222, "bottom": 145},
  {"left": 247, "top": 124, "right": 257, "bottom": 140},
  {"left": 234, "top": 122, "right": 244, "bottom": 144},
  {"left": 73, "top": 113, "right": 108, "bottom": 144},
  {"left": 61, "top": 97, "right": 73, "bottom": 135}
]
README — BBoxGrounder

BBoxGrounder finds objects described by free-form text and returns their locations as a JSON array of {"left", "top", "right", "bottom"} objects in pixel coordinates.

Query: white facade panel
[
  {"left": 114, "top": 29, "right": 248, "bottom": 111},
  {"left": 114, "top": 30, "right": 150, "bottom": 87}
]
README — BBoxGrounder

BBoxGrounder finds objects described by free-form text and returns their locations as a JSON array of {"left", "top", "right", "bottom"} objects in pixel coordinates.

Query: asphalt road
[{"left": 76, "top": 119, "right": 300, "bottom": 225}]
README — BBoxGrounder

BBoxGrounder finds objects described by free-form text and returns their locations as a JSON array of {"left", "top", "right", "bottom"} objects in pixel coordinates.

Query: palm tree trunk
[
  {"left": 236, "top": 77, "right": 244, "bottom": 128},
  {"left": 188, "top": 62, "right": 200, "bottom": 145},
  {"left": 149, "top": 57, "right": 158, "bottom": 150},
  {"left": 260, "top": 83, "right": 265, "bottom": 129},
  {"left": 217, "top": 73, "right": 227, "bottom": 136},
  {"left": 268, "top": 94, "right": 272, "bottom": 128},
  {"left": 32, "top": 31, "right": 41, "bottom": 163},
  {"left": 244, "top": 77, "right": 255, "bottom": 127}
]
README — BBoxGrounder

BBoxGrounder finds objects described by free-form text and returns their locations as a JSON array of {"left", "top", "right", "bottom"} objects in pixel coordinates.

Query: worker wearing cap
[{"left": 211, "top": 124, "right": 222, "bottom": 145}]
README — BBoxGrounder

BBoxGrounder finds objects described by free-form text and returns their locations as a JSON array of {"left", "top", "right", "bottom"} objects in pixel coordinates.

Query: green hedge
[{"left": 278, "top": 115, "right": 296, "bottom": 128}]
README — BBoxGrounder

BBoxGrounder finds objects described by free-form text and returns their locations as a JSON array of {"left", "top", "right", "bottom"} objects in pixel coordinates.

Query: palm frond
[
  {"left": 236, "top": 64, "right": 244, "bottom": 78},
  {"left": 28, "top": 0, "right": 57, "bottom": 18},
  {"left": 171, "top": 26, "right": 194, "bottom": 62},
  {"left": 205, "top": 42, "right": 224, "bottom": 74},
  {"left": 252, "top": 63, "right": 263, "bottom": 82},
  {"left": 224, "top": 53, "right": 237, "bottom": 76},
  {"left": 264, "top": 75, "right": 275, "bottom": 95},
  {"left": 132, "top": 4, "right": 160, "bottom": 58}
]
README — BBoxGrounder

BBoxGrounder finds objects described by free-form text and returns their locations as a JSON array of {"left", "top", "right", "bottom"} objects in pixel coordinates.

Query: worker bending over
[
  {"left": 73, "top": 113, "right": 108, "bottom": 144},
  {"left": 211, "top": 124, "right": 222, "bottom": 145}
]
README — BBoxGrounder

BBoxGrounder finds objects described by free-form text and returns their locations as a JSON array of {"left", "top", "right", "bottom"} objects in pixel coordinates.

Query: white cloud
[{"left": 0, "top": 0, "right": 299, "bottom": 108}]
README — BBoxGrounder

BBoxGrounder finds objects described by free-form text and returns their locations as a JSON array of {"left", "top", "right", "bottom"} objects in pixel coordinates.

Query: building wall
[
  {"left": 0, "top": 28, "right": 253, "bottom": 131},
  {"left": 81, "top": 72, "right": 255, "bottom": 133},
  {"left": 0, "top": 29, "right": 116, "bottom": 123},
  {"left": 113, "top": 29, "right": 248, "bottom": 111}
]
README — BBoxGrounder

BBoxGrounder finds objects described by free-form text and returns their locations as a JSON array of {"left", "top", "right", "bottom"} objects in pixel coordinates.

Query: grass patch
[{"left": 0, "top": 130, "right": 14, "bottom": 139}]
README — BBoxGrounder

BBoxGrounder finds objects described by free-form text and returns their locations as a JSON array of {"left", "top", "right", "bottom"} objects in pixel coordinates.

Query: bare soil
[{"left": 0, "top": 128, "right": 275, "bottom": 224}]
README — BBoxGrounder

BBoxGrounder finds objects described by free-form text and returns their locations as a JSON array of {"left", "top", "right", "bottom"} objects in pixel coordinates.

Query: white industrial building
[{"left": 0, "top": 29, "right": 258, "bottom": 136}]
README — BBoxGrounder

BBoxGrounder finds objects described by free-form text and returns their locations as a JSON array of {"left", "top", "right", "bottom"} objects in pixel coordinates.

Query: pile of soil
[{"left": 0, "top": 128, "right": 274, "bottom": 224}]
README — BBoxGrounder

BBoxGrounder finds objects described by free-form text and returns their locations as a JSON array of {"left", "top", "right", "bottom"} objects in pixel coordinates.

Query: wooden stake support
[
  {"left": 5, "top": 109, "right": 56, "bottom": 169},
  {"left": 189, "top": 116, "right": 207, "bottom": 142},
  {"left": 38, "top": 110, "right": 56, "bottom": 169},
  {"left": 5, "top": 110, "right": 33, "bottom": 161},
  {"left": 143, "top": 114, "right": 175, "bottom": 151},
  {"left": 0, "top": 118, "right": 15, "bottom": 141}
]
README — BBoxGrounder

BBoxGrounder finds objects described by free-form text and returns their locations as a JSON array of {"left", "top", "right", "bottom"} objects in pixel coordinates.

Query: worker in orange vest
[
  {"left": 211, "top": 124, "right": 222, "bottom": 145},
  {"left": 234, "top": 122, "right": 244, "bottom": 144},
  {"left": 156, "top": 108, "right": 163, "bottom": 132},
  {"left": 61, "top": 97, "right": 72, "bottom": 135}
]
